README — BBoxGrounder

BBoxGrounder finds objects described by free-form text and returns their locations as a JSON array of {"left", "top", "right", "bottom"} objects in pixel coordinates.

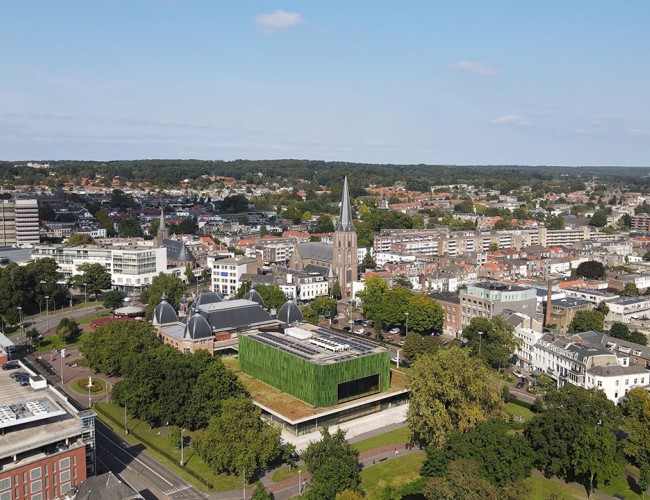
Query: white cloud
[
  {"left": 255, "top": 10, "right": 304, "bottom": 34},
  {"left": 628, "top": 128, "right": 650, "bottom": 136},
  {"left": 447, "top": 60, "right": 498, "bottom": 77},
  {"left": 490, "top": 115, "right": 534, "bottom": 127}
]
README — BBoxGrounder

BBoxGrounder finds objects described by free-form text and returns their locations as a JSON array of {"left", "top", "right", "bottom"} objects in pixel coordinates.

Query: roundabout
[{"left": 70, "top": 376, "right": 110, "bottom": 397}]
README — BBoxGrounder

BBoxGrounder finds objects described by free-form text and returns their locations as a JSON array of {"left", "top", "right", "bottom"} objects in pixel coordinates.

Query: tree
[
  {"left": 494, "top": 219, "right": 512, "bottom": 230},
  {"left": 545, "top": 215, "right": 565, "bottom": 230},
  {"left": 595, "top": 301, "right": 610, "bottom": 317},
  {"left": 311, "top": 296, "right": 337, "bottom": 319},
  {"left": 331, "top": 281, "right": 342, "bottom": 300},
  {"left": 301, "top": 304, "right": 318, "bottom": 324},
  {"left": 424, "top": 459, "right": 499, "bottom": 500},
  {"left": 251, "top": 482, "right": 271, "bottom": 500},
  {"left": 405, "top": 294, "right": 444, "bottom": 335},
  {"left": 117, "top": 218, "right": 144, "bottom": 237},
  {"left": 568, "top": 310, "right": 604, "bottom": 333},
  {"left": 184, "top": 266, "right": 196, "bottom": 284},
  {"left": 488, "top": 242, "right": 499, "bottom": 251},
  {"left": 102, "top": 290, "right": 126, "bottom": 311},
  {"left": 462, "top": 317, "right": 520, "bottom": 369},
  {"left": 359, "top": 252, "right": 376, "bottom": 272},
  {"left": 26, "top": 327, "right": 41, "bottom": 346},
  {"left": 140, "top": 273, "right": 185, "bottom": 318},
  {"left": 71, "top": 263, "right": 111, "bottom": 298},
  {"left": 93, "top": 210, "right": 117, "bottom": 236},
  {"left": 67, "top": 233, "right": 94, "bottom": 246},
  {"left": 622, "top": 283, "right": 639, "bottom": 296},
  {"left": 313, "top": 214, "right": 335, "bottom": 233},
  {"left": 169, "top": 218, "right": 198, "bottom": 235},
  {"left": 608, "top": 322, "right": 647, "bottom": 345},
  {"left": 454, "top": 199, "right": 474, "bottom": 213},
  {"left": 589, "top": 210, "right": 608, "bottom": 228},
  {"left": 621, "top": 388, "right": 650, "bottom": 468},
  {"left": 302, "top": 428, "right": 362, "bottom": 499},
  {"left": 407, "top": 345, "right": 506, "bottom": 447},
  {"left": 402, "top": 333, "right": 442, "bottom": 363},
  {"left": 335, "top": 490, "right": 363, "bottom": 500},
  {"left": 55, "top": 317, "right": 80, "bottom": 344},
  {"left": 195, "top": 397, "right": 281, "bottom": 481},
  {"left": 168, "top": 425, "right": 181, "bottom": 450},
  {"left": 254, "top": 284, "right": 287, "bottom": 311},
  {"left": 81, "top": 320, "right": 158, "bottom": 376},
  {"left": 576, "top": 260, "right": 605, "bottom": 279},
  {"left": 639, "top": 463, "right": 650, "bottom": 500},
  {"left": 524, "top": 385, "right": 623, "bottom": 494},
  {"left": 377, "top": 287, "right": 412, "bottom": 327}
]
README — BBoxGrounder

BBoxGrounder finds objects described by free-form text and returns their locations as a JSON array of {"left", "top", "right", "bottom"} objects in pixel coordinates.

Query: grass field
[
  {"left": 360, "top": 452, "right": 425, "bottom": 499},
  {"left": 352, "top": 426, "right": 410, "bottom": 453},
  {"left": 271, "top": 466, "right": 300, "bottom": 482},
  {"left": 36, "top": 331, "right": 92, "bottom": 352},
  {"left": 506, "top": 402, "right": 535, "bottom": 422},
  {"left": 95, "top": 402, "right": 246, "bottom": 492},
  {"left": 524, "top": 475, "right": 587, "bottom": 499}
]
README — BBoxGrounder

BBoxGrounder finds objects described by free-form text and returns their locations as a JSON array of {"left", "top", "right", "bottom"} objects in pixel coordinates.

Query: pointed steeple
[
  {"left": 159, "top": 207, "right": 166, "bottom": 230},
  {"left": 336, "top": 176, "right": 355, "bottom": 232}
]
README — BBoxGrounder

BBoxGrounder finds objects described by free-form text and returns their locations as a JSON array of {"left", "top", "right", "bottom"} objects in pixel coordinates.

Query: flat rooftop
[
  {"left": 244, "top": 324, "right": 388, "bottom": 364},
  {"left": 223, "top": 357, "right": 407, "bottom": 422},
  {"left": 0, "top": 363, "right": 81, "bottom": 461}
]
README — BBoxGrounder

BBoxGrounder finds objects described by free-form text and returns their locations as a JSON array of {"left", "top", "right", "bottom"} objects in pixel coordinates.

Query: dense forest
[{"left": 2, "top": 159, "right": 650, "bottom": 193}]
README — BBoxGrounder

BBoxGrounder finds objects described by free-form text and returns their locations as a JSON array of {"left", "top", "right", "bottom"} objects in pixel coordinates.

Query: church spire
[
  {"left": 159, "top": 206, "right": 166, "bottom": 230},
  {"left": 336, "top": 176, "right": 355, "bottom": 232}
]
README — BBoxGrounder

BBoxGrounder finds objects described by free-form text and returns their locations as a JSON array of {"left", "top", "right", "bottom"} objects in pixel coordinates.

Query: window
[
  {"left": 625, "top": 379, "right": 630, "bottom": 385},
  {"left": 597, "top": 381, "right": 602, "bottom": 387},
  {"left": 0, "top": 479, "right": 10, "bottom": 491},
  {"left": 31, "top": 480, "right": 42, "bottom": 493},
  {"left": 60, "top": 471, "right": 70, "bottom": 483},
  {"left": 30, "top": 468, "right": 42, "bottom": 481},
  {"left": 59, "top": 483, "right": 71, "bottom": 496},
  {"left": 0, "top": 492, "right": 10, "bottom": 500}
]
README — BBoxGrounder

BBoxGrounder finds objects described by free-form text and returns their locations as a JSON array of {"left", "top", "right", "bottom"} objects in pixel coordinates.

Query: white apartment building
[
  {"left": 606, "top": 296, "right": 650, "bottom": 323},
  {"left": 209, "top": 256, "right": 259, "bottom": 298},
  {"left": 585, "top": 365, "right": 649, "bottom": 402},
  {"left": 32, "top": 244, "right": 168, "bottom": 292},
  {"left": 459, "top": 282, "right": 537, "bottom": 329},
  {"left": 374, "top": 252, "right": 416, "bottom": 268}
]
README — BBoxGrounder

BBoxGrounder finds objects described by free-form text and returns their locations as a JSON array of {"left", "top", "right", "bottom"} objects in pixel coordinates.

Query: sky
[{"left": 1, "top": 1, "right": 649, "bottom": 166}]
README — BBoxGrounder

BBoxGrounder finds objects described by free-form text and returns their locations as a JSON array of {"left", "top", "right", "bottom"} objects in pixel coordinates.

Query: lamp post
[
  {"left": 404, "top": 312, "right": 410, "bottom": 336},
  {"left": 83, "top": 283, "right": 88, "bottom": 316},
  {"left": 16, "top": 306, "right": 23, "bottom": 344},
  {"left": 180, "top": 428, "right": 184, "bottom": 467},
  {"left": 124, "top": 404, "right": 129, "bottom": 434},
  {"left": 478, "top": 331, "right": 484, "bottom": 357},
  {"left": 298, "top": 469, "right": 302, "bottom": 496},
  {"left": 88, "top": 376, "right": 92, "bottom": 408},
  {"left": 60, "top": 351, "right": 64, "bottom": 385},
  {"left": 242, "top": 468, "right": 246, "bottom": 500},
  {"left": 45, "top": 295, "right": 50, "bottom": 332}
]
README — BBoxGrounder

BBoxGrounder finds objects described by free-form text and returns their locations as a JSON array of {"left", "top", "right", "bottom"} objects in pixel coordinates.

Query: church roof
[
  {"left": 336, "top": 176, "right": 355, "bottom": 232},
  {"left": 152, "top": 299, "right": 178, "bottom": 325},
  {"left": 277, "top": 300, "right": 303, "bottom": 324},
  {"left": 162, "top": 238, "right": 196, "bottom": 262},
  {"left": 297, "top": 242, "right": 333, "bottom": 263},
  {"left": 305, "top": 263, "right": 335, "bottom": 277}
]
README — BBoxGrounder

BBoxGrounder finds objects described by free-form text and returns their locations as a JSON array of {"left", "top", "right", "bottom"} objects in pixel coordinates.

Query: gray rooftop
[{"left": 587, "top": 364, "right": 650, "bottom": 377}]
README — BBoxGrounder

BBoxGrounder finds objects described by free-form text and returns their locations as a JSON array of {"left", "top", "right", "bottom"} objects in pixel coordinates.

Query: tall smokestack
[{"left": 545, "top": 279, "right": 553, "bottom": 327}]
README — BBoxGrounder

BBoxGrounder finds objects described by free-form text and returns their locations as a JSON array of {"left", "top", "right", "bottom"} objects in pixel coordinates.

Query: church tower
[
  {"left": 156, "top": 206, "right": 169, "bottom": 246},
  {"left": 332, "top": 176, "right": 358, "bottom": 298}
]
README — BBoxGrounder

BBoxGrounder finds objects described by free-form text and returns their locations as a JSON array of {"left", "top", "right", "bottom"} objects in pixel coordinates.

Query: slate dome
[
  {"left": 152, "top": 298, "right": 178, "bottom": 325},
  {"left": 244, "top": 289, "right": 265, "bottom": 308},
  {"left": 277, "top": 300, "right": 302, "bottom": 324},
  {"left": 184, "top": 313, "right": 213, "bottom": 340}
]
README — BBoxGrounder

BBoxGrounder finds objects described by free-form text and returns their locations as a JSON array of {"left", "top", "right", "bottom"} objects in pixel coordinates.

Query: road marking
[
  {"left": 163, "top": 483, "right": 192, "bottom": 495},
  {"left": 96, "top": 428, "right": 174, "bottom": 486}
]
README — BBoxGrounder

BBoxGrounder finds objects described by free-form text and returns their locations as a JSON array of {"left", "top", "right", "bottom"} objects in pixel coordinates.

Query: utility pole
[{"left": 478, "top": 331, "right": 483, "bottom": 356}]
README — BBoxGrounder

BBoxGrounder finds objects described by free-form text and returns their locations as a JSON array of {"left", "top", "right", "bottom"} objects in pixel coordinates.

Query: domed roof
[
  {"left": 184, "top": 313, "right": 213, "bottom": 340},
  {"left": 192, "top": 291, "right": 222, "bottom": 309},
  {"left": 180, "top": 295, "right": 188, "bottom": 304},
  {"left": 152, "top": 298, "right": 178, "bottom": 325},
  {"left": 277, "top": 300, "right": 302, "bottom": 324},
  {"left": 244, "top": 289, "right": 265, "bottom": 307}
]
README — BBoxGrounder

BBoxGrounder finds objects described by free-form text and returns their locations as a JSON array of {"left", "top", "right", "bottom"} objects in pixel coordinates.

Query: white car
[
  {"left": 389, "top": 328, "right": 401, "bottom": 334},
  {"left": 513, "top": 370, "right": 523, "bottom": 378},
  {"left": 354, "top": 328, "right": 365, "bottom": 334}
]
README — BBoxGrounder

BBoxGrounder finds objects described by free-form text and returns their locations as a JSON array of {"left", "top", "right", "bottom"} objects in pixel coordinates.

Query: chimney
[{"left": 544, "top": 279, "right": 553, "bottom": 327}]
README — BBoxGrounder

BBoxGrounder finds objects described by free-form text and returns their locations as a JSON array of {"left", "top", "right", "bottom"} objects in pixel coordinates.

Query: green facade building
[{"left": 239, "top": 326, "right": 391, "bottom": 407}]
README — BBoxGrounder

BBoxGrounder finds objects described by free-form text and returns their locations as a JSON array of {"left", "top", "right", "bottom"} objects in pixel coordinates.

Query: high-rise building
[
  {"left": 0, "top": 199, "right": 39, "bottom": 246},
  {"left": 332, "top": 176, "right": 358, "bottom": 298}
]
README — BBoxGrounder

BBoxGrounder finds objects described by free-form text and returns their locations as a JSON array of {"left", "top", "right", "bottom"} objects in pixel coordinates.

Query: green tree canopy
[
  {"left": 67, "top": 233, "right": 94, "bottom": 246},
  {"left": 81, "top": 320, "right": 158, "bottom": 376},
  {"left": 462, "top": 317, "right": 521, "bottom": 369},
  {"left": 102, "top": 290, "right": 126, "bottom": 310},
  {"left": 524, "top": 384, "right": 624, "bottom": 495},
  {"left": 310, "top": 296, "right": 337, "bottom": 319},
  {"left": 568, "top": 310, "right": 604, "bottom": 333},
  {"left": 621, "top": 387, "right": 650, "bottom": 468},
  {"left": 56, "top": 317, "right": 80, "bottom": 345},
  {"left": 117, "top": 217, "right": 144, "bottom": 237},
  {"left": 589, "top": 210, "right": 608, "bottom": 227},
  {"left": 140, "top": 273, "right": 185, "bottom": 318},
  {"left": 402, "top": 333, "right": 441, "bottom": 363},
  {"left": 195, "top": 397, "right": 281, "bottom": 480},
  {"left": 313, "top": 214, "right": 335, "bottom": 233},
  {"left": 609, "top": 323, "right": 648, "bottom": 345},
  {"left": 71, "top": 263, "right": 112, "bottom": 298},
  {"left": 254, "top": 283, "right": 288, "bottom": 311},
  {"left": 302, "top": 428, "right": 363, "bottom": 499},
  {"left": 576, "top": 260, "right": 605, "bottom": 279},
  {"left": 407, "top": 345, "right": 506, "bottom": 447}
]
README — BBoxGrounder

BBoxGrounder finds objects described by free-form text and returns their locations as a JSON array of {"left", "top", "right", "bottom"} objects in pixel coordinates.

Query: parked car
[
  {"left": 2, "top": 362, "right": 19, "bottom": 371},
  {"left": 389, "top": 328, "right": 401, "bottom": 334},
  {"left": 10, "top": 371, "right": 28, "bottom": 379},
  {"left": 354, "top": 328, "right": 365, "bottom": 334},
  {"left": 347, "top": 319, "right": 355, "bottom": 324},
  {"left": 513, "top": 370, "right": 523, "bottom": 378},
  {"left": 515, "top": 381, "right": 525, "bottom": 389},
  {"left": 521, "top": 377, "right": 529, "bottom": 385}
]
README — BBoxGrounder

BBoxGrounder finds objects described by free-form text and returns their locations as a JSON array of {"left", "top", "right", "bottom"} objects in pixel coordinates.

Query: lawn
[
  {"left": 95, "top": 402, "right": 246, "bottom": 492},
  {"left": 360, "top": 452, "right": 425, "bottom": 499},
  {"left": 599, "top": 471, "right": 644, "bottom": 499},
  {"left": 35, "top": 331, "right": 92, "bottom": 352},
  {"left": 271, "top": 466, "right": 300, "bottom": 482},
  {"left": 351, "top": 426, "right": 410, "bottom": 453},
  {"left": 506, "top": 402, "right": 535, "bottom": 422},
  {"left": 524, "top": 475, "right": 587, "bottom": 499}
]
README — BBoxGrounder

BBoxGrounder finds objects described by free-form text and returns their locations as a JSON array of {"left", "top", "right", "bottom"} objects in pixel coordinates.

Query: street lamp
[
  {"left": 16, "top": 306, "right": 23, "bottom": 344},
  {"left": 298, "top": 469, "right": 302, "bottom": 496},
  {"left": 404, "top": 312, "right": 410, "bottom": 336},
  {"left": 124, "top": 404, "right": 129, "bottom": 435},
  {"left": 180, "top": 428, "right": 184, "bottom": 467},
  {"left": 44, "top": 296, "right": 50, "bottom": 332},
  {"left": 478, "top": 331, "right": 484, "bottom": 356},
  {"left": 83, "top": 283, "right": 88, "bottom": 316}
]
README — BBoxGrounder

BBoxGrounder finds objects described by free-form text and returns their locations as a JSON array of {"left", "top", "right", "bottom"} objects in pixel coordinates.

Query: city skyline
[{"left": 1, "top": 1, "right": 649, "bottom": 166}]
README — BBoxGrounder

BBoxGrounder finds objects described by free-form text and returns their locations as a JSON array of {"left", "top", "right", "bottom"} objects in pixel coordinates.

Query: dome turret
[
  {"left": 244, "top": 289, "right": 265, "bottom": 308},
  {"left": 277, "top": 300, "right": 302, "bottom": 324},
  {"left": 184, "top": 313, "right": 213, "bottom": 340},
  {"left": 152, "top": 297, "right": 179, "bottom": 325}
]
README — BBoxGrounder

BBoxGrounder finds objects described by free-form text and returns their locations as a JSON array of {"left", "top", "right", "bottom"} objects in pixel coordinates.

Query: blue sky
[{"left": 1, "top": 1, "right": 649, "bottom": 165}]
